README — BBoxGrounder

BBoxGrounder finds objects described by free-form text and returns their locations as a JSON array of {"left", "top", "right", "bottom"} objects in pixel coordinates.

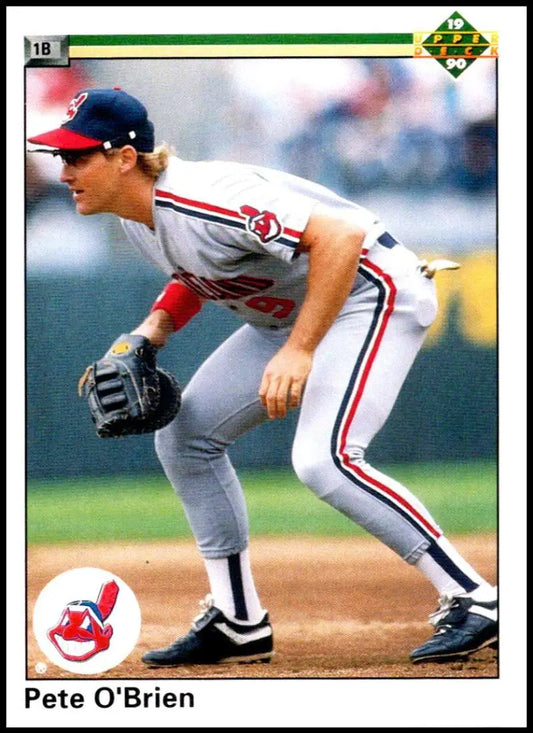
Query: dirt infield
[{"left": 27, "top": 534, "right": 497, "bottom": 679}]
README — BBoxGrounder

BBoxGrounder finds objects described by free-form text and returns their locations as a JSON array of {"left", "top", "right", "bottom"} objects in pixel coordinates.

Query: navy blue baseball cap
[{"left": 27, "top": 87, "right": 154, "bottom": 152}]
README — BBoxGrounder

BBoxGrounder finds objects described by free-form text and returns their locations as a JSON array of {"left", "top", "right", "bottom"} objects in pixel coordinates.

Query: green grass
[{"left": 27, "top": 460, "right": 497, "bottom": 545}]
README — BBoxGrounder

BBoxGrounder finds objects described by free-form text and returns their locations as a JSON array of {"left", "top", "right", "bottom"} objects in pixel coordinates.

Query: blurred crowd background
[{"left": 26, "top": 57, "right": 496, "bottom": 273}]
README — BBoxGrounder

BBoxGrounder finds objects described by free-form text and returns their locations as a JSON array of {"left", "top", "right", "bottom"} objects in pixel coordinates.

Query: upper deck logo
[
  {"left": 414, "top": 11, "right": 498, "bottom": 78},
  {"left": 33, "top": 567, "right": 141, "bottom": 675}
]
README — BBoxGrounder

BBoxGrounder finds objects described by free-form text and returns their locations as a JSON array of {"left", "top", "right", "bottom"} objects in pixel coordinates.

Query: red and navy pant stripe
[{"left": 331, "top": 258, "right": 478, "bottom": 592}]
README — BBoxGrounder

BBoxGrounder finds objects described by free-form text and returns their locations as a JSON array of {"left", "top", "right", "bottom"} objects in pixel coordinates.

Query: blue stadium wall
[{"left": 26, "top": 265, "right": 497, "bottom": 479}]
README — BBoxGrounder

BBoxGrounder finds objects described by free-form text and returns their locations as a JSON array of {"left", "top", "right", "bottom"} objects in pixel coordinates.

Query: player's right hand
[{"left": 258, "top": 344, "right": 313, "bottom": 419}]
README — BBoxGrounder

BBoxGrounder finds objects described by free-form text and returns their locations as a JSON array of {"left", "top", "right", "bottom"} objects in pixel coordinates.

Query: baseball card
[{"left": 7, "top": 6, "right": 526, "bottom": 729}]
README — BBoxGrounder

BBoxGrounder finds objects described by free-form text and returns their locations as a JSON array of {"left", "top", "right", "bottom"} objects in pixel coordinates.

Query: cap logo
[{"left": 62, "top": 92, "right": 89, "bottom": 124}]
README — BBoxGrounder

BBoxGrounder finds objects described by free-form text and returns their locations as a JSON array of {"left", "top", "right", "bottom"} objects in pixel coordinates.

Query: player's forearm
[
  {"left": 131, "top": 309, "right": 176, "bottom": 348},
  {"left": 132, "top": 281, "right": 204, "bottom": 347},
  {"left": 258, "top": 218, "right": 364, "bottom": 419},
  {"left": 286, "top": 218, "right": 364, "bottom": 354}
]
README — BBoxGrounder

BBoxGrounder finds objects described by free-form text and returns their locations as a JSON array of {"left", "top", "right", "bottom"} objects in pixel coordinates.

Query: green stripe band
[{"left": 69, "top": 33, "right": 413, "bottom": 47}]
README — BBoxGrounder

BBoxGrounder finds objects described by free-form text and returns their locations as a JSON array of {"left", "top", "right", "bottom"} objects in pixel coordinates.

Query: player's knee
[
  {"left": 292, "top": 441, "right": 366, "bottom": 498},
  {"left": 154, "top": 411, "right": 221, "bottom": 469},
  {"left": 154, "top": 421, "right": 178, "bottom": 466},
  {"left": 292, "top": 445, "right": 332, "bottom": 495}
]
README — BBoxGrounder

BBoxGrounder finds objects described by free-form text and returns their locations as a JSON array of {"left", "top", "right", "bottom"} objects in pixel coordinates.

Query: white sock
[
  {"left": 415, "top": 536, "right": 495, "bottom": 598},
  {"left": 203, "top": 548, "right": 265, "bottom": 624}
]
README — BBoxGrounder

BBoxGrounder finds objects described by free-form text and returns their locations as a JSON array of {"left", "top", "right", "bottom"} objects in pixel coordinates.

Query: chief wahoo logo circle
[{"left": 33, "top": 567, "right": 141, "bottom": 675}]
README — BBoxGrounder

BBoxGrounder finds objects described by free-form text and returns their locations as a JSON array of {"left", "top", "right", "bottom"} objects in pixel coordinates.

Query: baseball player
[{"left": 28, "top": 87, "right": 497, "bottom": 666}]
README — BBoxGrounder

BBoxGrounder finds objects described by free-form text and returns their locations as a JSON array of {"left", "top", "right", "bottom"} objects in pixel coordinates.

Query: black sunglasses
[{"left": 52, "top": 147, "right": 105, "bottom": 166}]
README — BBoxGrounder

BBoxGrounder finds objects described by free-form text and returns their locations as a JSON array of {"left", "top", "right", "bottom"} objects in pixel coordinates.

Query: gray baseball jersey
[{"left": 121, "top": 156, "right": 384, "bottom": 327}]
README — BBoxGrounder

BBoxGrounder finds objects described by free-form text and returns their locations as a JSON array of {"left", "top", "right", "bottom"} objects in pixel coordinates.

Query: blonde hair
[{"left": 135, "top": 142, "right": 174, "bottom": 179}]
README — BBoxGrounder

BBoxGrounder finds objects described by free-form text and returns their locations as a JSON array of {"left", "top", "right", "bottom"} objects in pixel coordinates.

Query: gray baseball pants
[{"left": 154, "top": 244, "right": 475, "bottom": 588}]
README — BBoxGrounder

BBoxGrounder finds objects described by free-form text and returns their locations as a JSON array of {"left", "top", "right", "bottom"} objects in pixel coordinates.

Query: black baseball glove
[{"left": 78, "top": 334, "right": 181, "bottom": 438}]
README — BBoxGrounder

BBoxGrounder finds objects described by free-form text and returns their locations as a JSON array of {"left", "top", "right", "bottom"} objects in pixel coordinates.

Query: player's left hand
[
  {"left": 78, "top": 333, "right": 181, "bottom": 437},
  {"left": 259, "top": 344, "right": 313, "bottom": 419}
]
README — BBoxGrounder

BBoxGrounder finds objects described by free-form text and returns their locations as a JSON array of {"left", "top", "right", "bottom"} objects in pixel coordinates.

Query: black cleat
[
  {"left": 410, "top": 593, "right": 498, "bottom": 664},
  {"left": 142, "top": 596, "right": 274, "bottom": 666}
]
